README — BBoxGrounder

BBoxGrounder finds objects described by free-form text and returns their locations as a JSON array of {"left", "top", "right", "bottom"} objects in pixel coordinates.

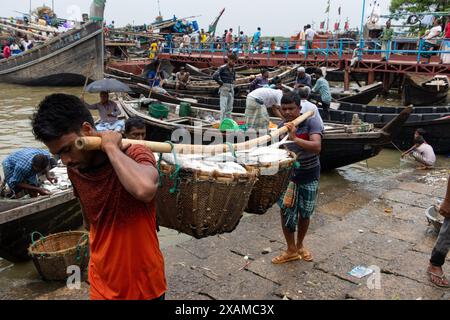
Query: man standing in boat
[
  {"left": 32, "top": 94, "right": 166, "bottom": 300},
  {"left": 272, "top": 91, "right": 323, "bottom": 265},
  {"left": 213, "top": 52, "right": 238, "bottom": 121}
]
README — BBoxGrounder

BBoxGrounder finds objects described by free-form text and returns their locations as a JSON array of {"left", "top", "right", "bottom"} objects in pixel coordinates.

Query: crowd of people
[
  {"left": 1, "top": 37, "right": 35, "bottom": 59},
  {"left": 160, "top": 27, "right": 264, "bottom": 54}
]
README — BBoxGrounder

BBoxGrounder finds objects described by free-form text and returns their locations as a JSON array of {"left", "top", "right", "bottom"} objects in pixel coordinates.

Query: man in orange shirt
[{"left": 32, "top": 94, "right": 166, "bottom": 300}]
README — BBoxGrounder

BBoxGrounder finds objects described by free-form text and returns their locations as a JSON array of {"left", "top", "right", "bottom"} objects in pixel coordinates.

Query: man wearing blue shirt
[
  {"left": 1, "top": 148, "right": 56, "bottom": 198},
  {"left": 252, "top": 27, "right": 262, "bottom": 52}
]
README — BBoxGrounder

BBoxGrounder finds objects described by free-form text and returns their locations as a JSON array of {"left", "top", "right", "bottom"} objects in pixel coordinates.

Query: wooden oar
[
  {"left": 80, "top": 57, "right": 96, "bottom": 99},
  {"left": 75, "top": 111, "right": 314, "bottom": 154}
]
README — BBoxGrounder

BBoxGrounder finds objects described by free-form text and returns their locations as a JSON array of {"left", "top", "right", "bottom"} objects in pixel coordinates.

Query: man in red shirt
[
  {"left": 226, "top": 28, "right": 233, "bottom": 49},
  {"left": 3, "top": 44, "right": 11, "bottom": 59},
  {"left": 31, "top": 94, "right": 166, "bottom": 300}
]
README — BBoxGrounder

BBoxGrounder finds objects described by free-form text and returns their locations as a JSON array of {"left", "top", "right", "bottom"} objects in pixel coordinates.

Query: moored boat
[
  {"left": 402, "top": 74, "right": 449, "bottom": 106},
  {"left": 325, "top": 107, "right": 450, "bottom": 154},
  {"left": 332, "top": 82, "right": 383, "bottom": 105},
  {"left": 0, "top": 0, "right": 105, "bottom": 86},
  {"left": 115, "top": 95, "right": 411, "bottom": 171},
  {"left": 0, "top": 190, "right": 82, "bottom": 262}
]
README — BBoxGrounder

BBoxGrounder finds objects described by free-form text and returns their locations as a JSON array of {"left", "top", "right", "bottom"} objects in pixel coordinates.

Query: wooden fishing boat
[
  {"left": 332, "top": 82, "right": 383, "bottom": 105},
  {"left": 0, "top": 1, "right": 105, "bottom": 86},
  {"left": 326, "top": 107, "right": 450, "bottom": 154},
  {"left": 161, "top": 65, "right": 298, "bottom": 94},
  {"left": 336, "top": 102, "right": 450, "bottom": 115},
  {"left": 0, "top": 190, "right": 82, "bottom": 262},
  {"left": 115, "top": 95, "right": 411, "bottom": 171},
  {"left": 402, "top": 74, "right": 449, "bottom": 106}
]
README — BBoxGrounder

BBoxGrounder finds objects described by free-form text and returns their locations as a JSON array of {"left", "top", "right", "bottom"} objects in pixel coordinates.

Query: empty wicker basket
[
  {"left": 28, "top": 231, "right": 90, "bottom": 281},
  {"left": 245, "top": 153, "right": 297, "bottom": 215},
  {"left": 156, "top": 163, "right": 258, "bottom": 239}
]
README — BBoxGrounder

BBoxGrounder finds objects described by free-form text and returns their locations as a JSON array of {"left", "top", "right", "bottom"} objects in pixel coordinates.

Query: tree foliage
[{"left": 390, "top": 0, "right": 449, "bottom": 13}]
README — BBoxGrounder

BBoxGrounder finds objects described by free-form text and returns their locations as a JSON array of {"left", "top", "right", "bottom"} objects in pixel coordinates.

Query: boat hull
[
  {"left": 118, "top": 99, "right": 389, "bottom": 171},
  {"left": 0, "top": 192, "right": 82, "bottom": 262},
  {"left": 0, "top": 22, "right": 104, "bottom": 86},
  {"left": 327, "top": 108, "right": 450, "bottom": 154},
  {"left": 402, "top": 75, "right": 449, "bottom": 106}
]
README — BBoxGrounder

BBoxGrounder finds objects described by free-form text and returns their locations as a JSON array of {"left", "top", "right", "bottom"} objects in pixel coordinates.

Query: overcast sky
[{"left": 3, "top": 0, "right": 391, "bottom": 36}]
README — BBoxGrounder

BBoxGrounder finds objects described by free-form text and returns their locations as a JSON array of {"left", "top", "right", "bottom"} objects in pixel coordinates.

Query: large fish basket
[
  {"left": 156, "top": 162, "right": 258, "bottom": 239},
  {"left": 245, "top": 152, "right": 297, "bottom": 215},
  {"left": 28, "top": 231, "right": 89, "bottom": 281}
]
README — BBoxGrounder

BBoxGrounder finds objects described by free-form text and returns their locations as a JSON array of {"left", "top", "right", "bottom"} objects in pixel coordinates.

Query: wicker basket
[
  {"left": 28, "top": 231, "right": 90, "bottom": 281},
  {"left": 156, "top": 163, "right": 258, "bottom": 239},
  {"left": 245, "top": 153, "right": 297, "bottom": 215}
]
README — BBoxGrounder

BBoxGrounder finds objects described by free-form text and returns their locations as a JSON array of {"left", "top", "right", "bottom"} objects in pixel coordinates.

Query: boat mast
[
  {"left": 208, "top": 8, "right": 225, "bottom": 36},
  {"left": 359, "top": 0, "right": 366, "bottom": 61},
  {"left": 157, "top": 0, "right": 162, "bottom": 17}
]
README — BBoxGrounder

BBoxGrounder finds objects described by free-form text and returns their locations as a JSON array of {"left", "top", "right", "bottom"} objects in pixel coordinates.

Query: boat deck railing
[{"left": 160, "top": 37, "right": 450, "bottom": 64}]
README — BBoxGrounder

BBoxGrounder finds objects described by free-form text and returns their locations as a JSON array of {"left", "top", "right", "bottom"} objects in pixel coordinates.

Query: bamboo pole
[
  {"left": 75, "top": 111, "right": 314, "bottom": 154},
  {"left": 0, "top": 23, "right": 49, "bottom": 40},
  {"left": 1, "top": 19, "right": 58, "bottom": 34}
]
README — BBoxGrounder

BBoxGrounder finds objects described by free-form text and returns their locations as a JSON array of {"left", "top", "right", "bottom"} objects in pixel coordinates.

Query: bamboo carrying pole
[{"left": 75, "top": 111, "right": 314, "bottom": 154}]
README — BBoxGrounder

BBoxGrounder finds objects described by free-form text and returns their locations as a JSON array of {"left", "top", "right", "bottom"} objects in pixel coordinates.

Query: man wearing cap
[{"left": 294, "top": 67, "right": 312, "bottom": 93}]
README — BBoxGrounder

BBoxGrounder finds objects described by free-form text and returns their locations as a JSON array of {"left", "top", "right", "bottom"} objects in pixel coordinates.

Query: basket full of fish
[
  {"left": 156, "top": 153, "right": 258, "bottom": 239},
  {"left": 241, "top": 147, "right": 297, "bottom": 215},
  {"left": 155, "top": 142, "right": 296, "bottom": 237}
]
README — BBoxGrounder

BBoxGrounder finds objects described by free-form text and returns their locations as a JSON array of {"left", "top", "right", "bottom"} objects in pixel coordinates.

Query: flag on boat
[{"left": 325, "top": 0, "right": 330, "bottom": 14}]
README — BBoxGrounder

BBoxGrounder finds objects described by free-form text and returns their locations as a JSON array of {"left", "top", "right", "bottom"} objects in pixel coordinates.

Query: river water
[{"left": 0, "top": 83, "right": 448, "bottom": 299}]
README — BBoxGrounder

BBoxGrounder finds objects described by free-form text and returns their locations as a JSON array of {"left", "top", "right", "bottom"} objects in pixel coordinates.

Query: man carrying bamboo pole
[
  {"left": 31, "top": 94, "right": 166, "bottom": 300},
  {"left": 272, "top": 91, "right": 323, "bottom": 265}
]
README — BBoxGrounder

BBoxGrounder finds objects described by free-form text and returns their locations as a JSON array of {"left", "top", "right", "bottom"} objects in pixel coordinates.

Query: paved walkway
[{"left": 10, "top": 167, "right": 450, "bottom": 300}]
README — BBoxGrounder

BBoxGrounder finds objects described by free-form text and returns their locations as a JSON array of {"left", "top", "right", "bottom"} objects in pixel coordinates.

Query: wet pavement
[{"left": 1, "top": 155, "right": 448, "bottom": 300}]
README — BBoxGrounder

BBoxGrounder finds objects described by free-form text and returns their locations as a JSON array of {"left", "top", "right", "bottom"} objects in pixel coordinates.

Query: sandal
[
  {"left": 298, "top": 247, "right": 314, "bottom": 262},
  {"left": 428, "top": 270, "right": 449, "bottom": 288},
  {"left": 271, "top": 251, "right": 300, "bottom": 265}
]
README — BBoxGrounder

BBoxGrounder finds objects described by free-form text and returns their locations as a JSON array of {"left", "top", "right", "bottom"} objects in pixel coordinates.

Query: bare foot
[{"left": 416, "top": 165, "right": 428, "bottom": 170}]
